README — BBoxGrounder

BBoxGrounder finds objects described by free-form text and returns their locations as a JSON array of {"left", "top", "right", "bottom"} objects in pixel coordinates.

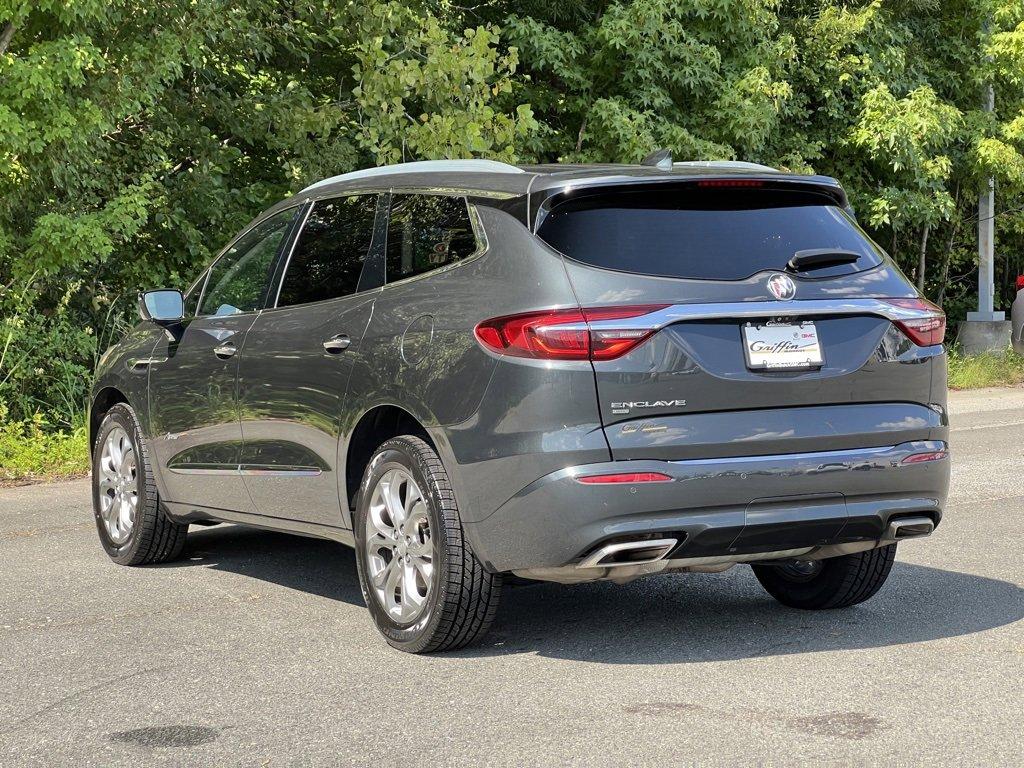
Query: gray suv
[{"left": 90, "top": 159, "right": 950, "bottom": 653}]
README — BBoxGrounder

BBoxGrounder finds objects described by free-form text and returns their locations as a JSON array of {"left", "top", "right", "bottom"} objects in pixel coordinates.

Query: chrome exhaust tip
[
  {"left": 884, "top": 516, "right": 935, "bottom": 541},
  {"left": 577, "top": 538, "right": 678, "bottom": 569}
]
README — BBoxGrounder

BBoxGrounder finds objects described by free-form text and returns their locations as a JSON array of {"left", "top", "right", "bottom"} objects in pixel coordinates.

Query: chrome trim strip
[
  {"left": 167, "top": 467, "right": 237, "bottom": 475},
  {"left": 168, "top": 465, "right": 323, "bottom": 476},
  {"left": 586, "top": 298, "right": 941, "bottom": 332},
  {"left": 238, "top": 466, "right": 322, "bottom": 477}
]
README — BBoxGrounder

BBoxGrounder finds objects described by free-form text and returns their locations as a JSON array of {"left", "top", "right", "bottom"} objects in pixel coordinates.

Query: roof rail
[
  {"left": 673, "top": 160, "right": 780, "bottom": 173},
  {"left": 301, "top": 159, "right": 525, "bottom": 193}
]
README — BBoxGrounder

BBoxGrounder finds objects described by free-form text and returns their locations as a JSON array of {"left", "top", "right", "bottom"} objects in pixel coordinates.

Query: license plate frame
[{"left": 742, "top": 321, "right": 824, "bottom": 371}]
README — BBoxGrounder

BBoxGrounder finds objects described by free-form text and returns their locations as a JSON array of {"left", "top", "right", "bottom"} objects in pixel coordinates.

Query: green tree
[
  {"left": 0, "top": 0, "right": 536, "bottom": 425},
  {"left": 6, "top": 0, "right": 1024, "bottom": 436}
]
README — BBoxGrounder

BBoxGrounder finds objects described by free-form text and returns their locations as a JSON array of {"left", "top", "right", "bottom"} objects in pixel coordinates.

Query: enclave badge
[{"left": 767, "top": 273, "right": 797, "bottom": 301}]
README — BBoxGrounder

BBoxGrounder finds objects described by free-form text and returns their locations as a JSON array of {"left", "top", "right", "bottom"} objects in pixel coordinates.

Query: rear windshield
[{"left": 537, "top": 187, "right": 884, "bottom": 281}]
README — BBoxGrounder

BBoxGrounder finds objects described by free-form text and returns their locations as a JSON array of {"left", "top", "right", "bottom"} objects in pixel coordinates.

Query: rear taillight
[
  {"left": 576, "top": 472, "right": 673, "bottom": 484},
  {"left": 1016, "top": 275, "right": 1024, "bottom": 292},
  {"left": 882, "top": 298, "right": 946, "bottom": 346},
  {"left": 474, "top": 305, "right": 668, "bottom": 361},
  {"left": 901, "top": 450, "right": 948, "bottom": 465}
]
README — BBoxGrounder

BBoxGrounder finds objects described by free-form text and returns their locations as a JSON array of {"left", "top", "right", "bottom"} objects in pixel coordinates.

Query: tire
[
  {"left": 353, "top": 435, "right": 502, "bottom": 653},
  {"left": 92, "top": 403, "right": 188, "bottom": 565},
  {"left": 751, "top": 544, "right": 897, "bottom": 610}
]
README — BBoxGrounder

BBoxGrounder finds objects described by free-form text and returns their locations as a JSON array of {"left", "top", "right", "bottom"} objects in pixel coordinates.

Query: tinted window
[
  {"left": 537, "top": 188, "right": 884, "bottom": 281},
  {"left": 200, "top": 208, "right": 296, "bottom": 316},
  {"left": 385, "top": 194, "right": 478, "bottom": 282},
  {"left": 277, "top": 195, "right": 378, "bottom": 307}
]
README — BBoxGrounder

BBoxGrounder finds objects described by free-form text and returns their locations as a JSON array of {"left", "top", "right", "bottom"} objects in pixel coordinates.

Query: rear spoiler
[{"left": 530, "top": 175, "right": 852, "bottom": 232}]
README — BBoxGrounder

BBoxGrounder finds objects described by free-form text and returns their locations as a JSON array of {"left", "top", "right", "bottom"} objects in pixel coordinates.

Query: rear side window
[
  {"left": 277, "top": 195, "right": 378, "bottom": 307},
  {"left": 385, "top": 194, "right": 478, "bottom": 283},
  {"left": 537, "top": 187, "right": 884, "bottom": 281}
]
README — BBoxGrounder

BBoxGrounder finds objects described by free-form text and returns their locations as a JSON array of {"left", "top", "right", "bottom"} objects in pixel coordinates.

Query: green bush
[{"left": 0, "top": 408, "right": 89, "bottom": 484}]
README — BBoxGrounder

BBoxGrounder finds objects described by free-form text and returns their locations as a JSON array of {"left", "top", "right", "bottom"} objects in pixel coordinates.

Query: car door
[
  {"left": 236, "top": 193, "right": 382, "bottom": 528},
  {"left": 148, "top": 206, "right": 300, "bottom": 513}
]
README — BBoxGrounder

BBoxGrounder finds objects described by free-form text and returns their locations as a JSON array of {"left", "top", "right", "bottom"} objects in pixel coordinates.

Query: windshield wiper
[{"left": 786, "top": 248, "right": 861, "bottom": 273}]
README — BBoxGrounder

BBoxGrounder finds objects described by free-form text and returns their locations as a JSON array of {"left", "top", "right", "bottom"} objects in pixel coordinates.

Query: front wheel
[
  {"left": 92, "top": 403, "right": 188, "bottom": 565},
  {"left": 751, "top": 544, "right": 897, "bottom": 610},
  {"left": 353, "top": 436, "right": 502, "bottom": 653}
]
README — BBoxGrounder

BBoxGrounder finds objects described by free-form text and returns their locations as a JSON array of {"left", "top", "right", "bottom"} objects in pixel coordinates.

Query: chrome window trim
[{"left": 271, "top": 201, "right": 316, "bottom": 309}]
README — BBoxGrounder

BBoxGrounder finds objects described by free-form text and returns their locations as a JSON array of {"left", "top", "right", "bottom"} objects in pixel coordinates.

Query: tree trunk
[
  {"left": 916, "top": 223, "right": 930, "bottom": 293},
  {"left": 575, "top": 117, "right": 587, "bottom": 153},
  {"left": 0, "top": 21, "right": 16, "bottom": 55}
]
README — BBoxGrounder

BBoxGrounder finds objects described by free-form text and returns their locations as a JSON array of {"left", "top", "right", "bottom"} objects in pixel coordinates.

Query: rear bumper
[{"left": 464, "top": 440, "right": 949, "bottom": 572}]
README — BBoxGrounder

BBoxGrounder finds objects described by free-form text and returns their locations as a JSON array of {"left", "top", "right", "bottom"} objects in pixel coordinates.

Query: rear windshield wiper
[{"left": 787, "top": 249, "right": 861, "bottom": 273}]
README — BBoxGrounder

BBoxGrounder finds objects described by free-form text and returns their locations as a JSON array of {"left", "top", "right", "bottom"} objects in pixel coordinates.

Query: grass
[
  {"left": 947, "top": 348, "right": 1024, "bottom": 390},
  {"left": 0, "top": 416, "right": 89, "bottom": 486}
]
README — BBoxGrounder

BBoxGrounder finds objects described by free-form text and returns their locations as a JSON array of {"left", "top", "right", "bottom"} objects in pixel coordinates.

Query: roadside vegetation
[
  {"left": 0, "top": 412, "right": 89, "bottom": 485},
  {"left": 3, "top": 1, "right": 1024, "bottom": 483},
  {"left": 948, "top": 349, "right": 1024, "bottom": 390}
]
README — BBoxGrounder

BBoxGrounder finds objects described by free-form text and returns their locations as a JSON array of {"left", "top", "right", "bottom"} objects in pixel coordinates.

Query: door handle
[
  {"left": 213, "top": 342, "right": 237, "bottom": 359},
  {"left": 323, "top": 334, "right": 351, "bottom": 354}
]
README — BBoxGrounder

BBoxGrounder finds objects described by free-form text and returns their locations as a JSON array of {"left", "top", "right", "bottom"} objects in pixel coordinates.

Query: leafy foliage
[
  {"left": 3, "top": 0, "right": 1024, "bottom": 457},
  {"left": 0, "top": 408, "right": 89, "bottom": 483}
]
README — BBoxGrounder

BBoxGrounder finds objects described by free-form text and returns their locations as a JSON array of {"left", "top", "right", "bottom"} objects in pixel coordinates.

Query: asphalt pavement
[{"left": 1, "top": 388, "right": 1022, "bottom": 766}]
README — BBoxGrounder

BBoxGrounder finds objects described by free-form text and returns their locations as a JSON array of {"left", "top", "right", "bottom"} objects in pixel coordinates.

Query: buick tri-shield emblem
[{"left": 767, "top": 273, "right": 796, "bottom": 301}]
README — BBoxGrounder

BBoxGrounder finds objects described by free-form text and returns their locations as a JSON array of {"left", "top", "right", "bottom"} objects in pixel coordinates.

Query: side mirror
[{"left": 139, "top": 289, "right": 184, "bottom": 325}]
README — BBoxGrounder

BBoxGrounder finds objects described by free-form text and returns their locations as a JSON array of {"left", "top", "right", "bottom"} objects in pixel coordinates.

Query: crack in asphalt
[{"left": 3, "top": 665, "right": 176, "bottom": 732}]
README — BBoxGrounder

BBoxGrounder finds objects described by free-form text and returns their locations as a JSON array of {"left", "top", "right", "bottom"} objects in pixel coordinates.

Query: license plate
[{"left": 742, "top": 321, "right": 824, "bottom": 370}]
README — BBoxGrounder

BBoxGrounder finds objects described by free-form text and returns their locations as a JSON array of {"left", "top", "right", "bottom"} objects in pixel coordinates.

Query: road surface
[{"left": 1, "top": 388, "right": 1022, "bottom": 765}]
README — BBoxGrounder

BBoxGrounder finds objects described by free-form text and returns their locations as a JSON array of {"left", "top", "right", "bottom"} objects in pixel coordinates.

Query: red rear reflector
[
  {"left": 882, "top": 298, "right": 946, "bottom": 346},
  {"left": 901, "top": 451, "right": 948, "bottom": 465},
  {"left": 696, "top": 179, "right": 765, "bottom": 188},
  {"left": 576, "top": 472, "right": 673, "bottom": 484},
  {"left": 1016, "top": 275, "right": 1024, "bottom": 291},
  {"left": 474, "top": 305, "right": 668, "bottom": 361}
]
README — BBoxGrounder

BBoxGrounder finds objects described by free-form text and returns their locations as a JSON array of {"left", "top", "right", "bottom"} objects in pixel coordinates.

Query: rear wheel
[
  {"left": 92, "top": 403, "right": 188, "bottom": 565},
  {"left": 353, "top": 435, "right": 502, "bottom": 653},
  {"left": 751, "top": 545, "right": 897, "bottom": 609}
]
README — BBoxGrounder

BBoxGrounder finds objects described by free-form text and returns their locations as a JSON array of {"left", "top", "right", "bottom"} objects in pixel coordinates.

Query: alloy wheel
[
  {"left": 97, "top": 426, "right": 138, "bottom": 545},
  {"left": 364, "top": 468, "right": 434, "bottom": 623}
]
